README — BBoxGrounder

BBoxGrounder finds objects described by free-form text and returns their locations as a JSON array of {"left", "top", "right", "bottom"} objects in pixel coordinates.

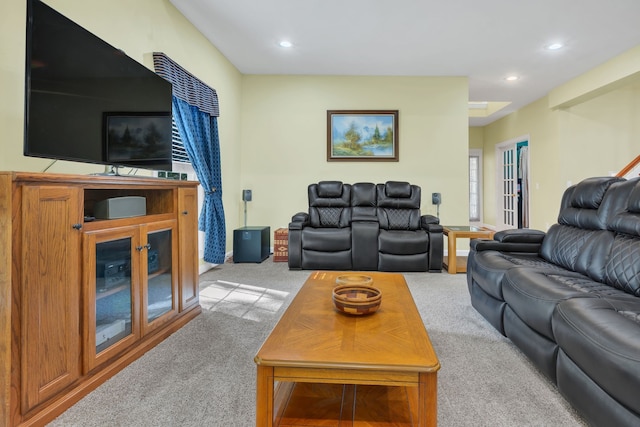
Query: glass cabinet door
[
  {"left": 146, "top": 229, "right": 173, "bottom": 322},
  {"left": 95, "top": 237, "right": 134, "bottom": 353},
  {"left": 142, "top": 221, "right": 178, "bottom": 333},
  {"left": 83, "top": 227, "right": 141, "bottom": 374}
]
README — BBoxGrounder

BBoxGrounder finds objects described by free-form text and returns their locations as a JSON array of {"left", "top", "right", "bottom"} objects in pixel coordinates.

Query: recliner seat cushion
[
  {"left": 553, "top": 297, "right": 640, "bottom": 416},
  {"left": 378, "top": 230, "right": 428, "bottom": 255},
  {"left": 469, "top": 251, "right": 561, "bottom": 301},
  {"left": 502, "top": 267, "right": 628, "bottom": 340},
  {"left": 302, "top": 228, "right": 351, "bottom": 252},
  {"left": 556, "top": 350, "right": 640, "bottom": 427}
]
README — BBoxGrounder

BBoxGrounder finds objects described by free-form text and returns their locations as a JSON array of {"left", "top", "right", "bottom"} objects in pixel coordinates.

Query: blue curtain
[{"left": 172, "top": 97, "right": 226, "bottom": 263}]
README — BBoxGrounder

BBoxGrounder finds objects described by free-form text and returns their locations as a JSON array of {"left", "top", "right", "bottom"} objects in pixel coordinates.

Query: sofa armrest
[
  {"left": 288, "top": 212, "right": 308, "bottom": 269},
  {"left": 289, "top": 212, "right": 309, "bottom": 229},
  {"left": 493, "top": 229, "right": 546, "bottom": 243},
  {"left": 421, "top": 214, "right": 440, "bottom": 225},
  {"left": 470, "top": 229, "right": 545, "bottom": 253},
  {"left": 470, "top": 236, "right": 542, "bottom": 253},
  {"left": 418, "top": 215, "right": 443, "bottom": 272},
  {"left": 421, "top": 214, "right": 443, "bottom": 233},
  {"left": 351, "top": 215, "right": 379, "bottom": 270}
]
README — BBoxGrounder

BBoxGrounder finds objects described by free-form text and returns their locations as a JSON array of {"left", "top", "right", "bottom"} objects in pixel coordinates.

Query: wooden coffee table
[{"left": 254, "top": 271, "right": 440, "bottom": 426}]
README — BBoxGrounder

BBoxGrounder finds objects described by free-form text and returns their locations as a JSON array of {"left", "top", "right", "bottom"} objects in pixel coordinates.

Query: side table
[{"left": 442, "top": 226, "right": 495, "bottom": 274}]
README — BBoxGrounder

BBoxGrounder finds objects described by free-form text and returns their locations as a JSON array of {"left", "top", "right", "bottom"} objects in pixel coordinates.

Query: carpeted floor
[{"left": 49, "top": 260, "right": 587, "bottom": 426}]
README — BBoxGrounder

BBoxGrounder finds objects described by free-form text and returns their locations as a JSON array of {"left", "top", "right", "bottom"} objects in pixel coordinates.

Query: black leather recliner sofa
[
  {"left": 288, "top": 180, "right": 443, "bottom": 272},
  {"left": 467, "top": 176, "right": 640, "bottom": 427}
]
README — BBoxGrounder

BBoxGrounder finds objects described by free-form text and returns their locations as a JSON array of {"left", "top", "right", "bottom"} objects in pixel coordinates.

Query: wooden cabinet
[
  {"left": 0, "top": 172, "right": 201, "bottom": 427},
  {"left": 21, "top": 186, "right": 83, "bottom": 412}
]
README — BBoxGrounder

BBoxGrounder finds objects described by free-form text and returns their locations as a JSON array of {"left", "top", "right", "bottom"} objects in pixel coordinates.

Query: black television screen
[
  {"left": 104, "top": 112, "right": 172, "bottom": 166},
  {"left": 24, "top": 0, "right": 173, "bottom": 171}
]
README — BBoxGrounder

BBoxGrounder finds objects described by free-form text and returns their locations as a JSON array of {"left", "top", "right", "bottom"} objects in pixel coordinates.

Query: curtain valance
[{"left": 153, "top": 52, "right": 219, "bottom": 117}]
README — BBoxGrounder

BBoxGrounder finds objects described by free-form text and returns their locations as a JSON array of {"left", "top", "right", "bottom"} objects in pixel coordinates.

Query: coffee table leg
[
  {"left": 418, "top": 372, "right": 437, "bottom": 426},
  {"left": 256, "top": 365, "right": 274, "bottom": 427}
]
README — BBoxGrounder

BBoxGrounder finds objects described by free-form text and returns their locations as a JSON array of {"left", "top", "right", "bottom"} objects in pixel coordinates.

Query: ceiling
[{"left": 169, "top": 0, "right": 640, "bottom": 126}]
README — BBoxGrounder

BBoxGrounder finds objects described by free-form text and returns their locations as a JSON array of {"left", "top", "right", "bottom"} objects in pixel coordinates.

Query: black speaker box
[{"left": 233, "top": 226, "right": 270, "bottom": 263}]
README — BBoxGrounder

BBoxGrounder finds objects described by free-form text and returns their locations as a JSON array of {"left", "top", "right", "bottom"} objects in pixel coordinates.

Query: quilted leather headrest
[
  {"left": 608, "top": 178, "right": 640, "bottom": 236},
  {"left": 628, "top": 182, "right": 640, "bottom": 213},
  {"left": 351, "top": 182, "right": 376, "bottom": 207},
  {"left": 570, "top": 177, "right": 618, "bottom": 209},
  {"left": 558, "top": 177, "right": 626, "bottom": 230},
  {"left": 385, "top": 181, "right": 411, "bottom": 198},
  {"left": 316, "top": 181, "right": 343, "bottom": 198}
]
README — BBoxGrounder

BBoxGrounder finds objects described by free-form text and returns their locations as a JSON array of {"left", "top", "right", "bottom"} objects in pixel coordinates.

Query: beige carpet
[{"left": 49, "top": 259, "right": 586, "bottom": 426}]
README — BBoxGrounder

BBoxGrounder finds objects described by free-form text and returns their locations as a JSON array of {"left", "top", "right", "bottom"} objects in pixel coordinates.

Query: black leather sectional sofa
[
  {"left": 467, "top": 176, "right": 640, "bottom": 426},
  {"left": 288, "top": 180, "right": 443, "bottom": 272}
]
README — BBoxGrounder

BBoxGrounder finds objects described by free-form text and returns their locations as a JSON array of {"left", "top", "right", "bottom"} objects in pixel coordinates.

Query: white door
[
  {"left": 498, "top": 143, "right": 518, "bottom": 230},
  {"left": 495, "top": 137, "right": 530, "bottom": 231}
]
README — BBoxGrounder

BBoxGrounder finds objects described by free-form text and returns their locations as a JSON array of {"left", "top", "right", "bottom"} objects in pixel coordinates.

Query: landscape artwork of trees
[
  {"left": 106, "top": 114, "right": 172, "bottom": 162},
  {"left": 327, "top": 110, "right": 398, "bottom": 161}
]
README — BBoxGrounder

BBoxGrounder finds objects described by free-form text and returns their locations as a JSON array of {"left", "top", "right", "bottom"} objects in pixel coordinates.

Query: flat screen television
[{"left": 24, "top": 0, "right": 173, "bottom": 172}]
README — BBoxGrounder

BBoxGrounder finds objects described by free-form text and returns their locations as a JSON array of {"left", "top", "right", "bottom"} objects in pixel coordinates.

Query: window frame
[{"left": 469, "top": 149, "right": 483, "bottom": 223}]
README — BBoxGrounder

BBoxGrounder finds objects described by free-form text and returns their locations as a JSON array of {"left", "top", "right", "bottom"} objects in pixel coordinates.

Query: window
[
  {"left": 171, "top": 118, "right": 190, "bottom": 164},
  {"left": 469, "top": 149, "right": 482, "bottom": 222}
]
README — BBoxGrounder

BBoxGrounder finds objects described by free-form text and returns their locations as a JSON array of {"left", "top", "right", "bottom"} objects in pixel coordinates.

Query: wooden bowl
[{"left": 332, "top": 284, "right": 382, "bottom": 316}]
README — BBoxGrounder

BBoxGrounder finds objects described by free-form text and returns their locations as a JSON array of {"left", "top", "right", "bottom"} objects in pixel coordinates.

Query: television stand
[
  {"left": 0, "top": 171, "right": 201, "bottom": 427},
  {"left": 90, "top": 165, "right": 139, "bottom": 176}
]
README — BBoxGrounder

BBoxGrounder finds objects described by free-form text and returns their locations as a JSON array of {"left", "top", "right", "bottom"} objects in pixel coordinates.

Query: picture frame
[{"left": 327, "top": 110, "right": 399, "bottom": 162}]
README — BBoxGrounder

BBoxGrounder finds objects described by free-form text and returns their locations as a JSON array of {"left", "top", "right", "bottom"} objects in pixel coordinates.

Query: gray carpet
[{"left": 49, "top": 260, "right": 587, "bottom": 426}]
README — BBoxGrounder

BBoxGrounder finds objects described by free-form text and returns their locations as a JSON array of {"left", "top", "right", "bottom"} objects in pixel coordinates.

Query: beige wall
[
  {"left": 558, "top": 86, "right": 640, "bottom": 180},
  {"left": 239, "top": 75, "right": 470, "bottom": 231},
  {"left": 481, "top": 47, "right": 640, "bottom": 231},
  {"left": 482, "top": 97, "right": 561, "bottom": 230},
  {"left": 469, "top": 127, "right": 484, "bottom": 150}
]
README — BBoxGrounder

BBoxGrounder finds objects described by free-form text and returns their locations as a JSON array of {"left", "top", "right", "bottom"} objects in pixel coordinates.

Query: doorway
[{"left": 495, "top": 137, "right": 529, "bottom": 230}]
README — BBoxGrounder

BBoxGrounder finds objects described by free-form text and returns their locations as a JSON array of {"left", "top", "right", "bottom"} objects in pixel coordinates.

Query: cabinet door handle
[
  {"left": 182, "top": 210, "right": 188, "bottom": 215},
  {"left": 137, "top": 243, "right": 152, "bottom": 251},
  {"left": 72, "top": 223, "right": 82, "bottom": 230}
]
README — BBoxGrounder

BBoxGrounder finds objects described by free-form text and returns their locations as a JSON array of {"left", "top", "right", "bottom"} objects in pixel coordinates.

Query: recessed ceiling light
[
  {"left": 546, "top": 42, "right": 564, "bottom": 50},
  {"left": 468, "top": 102, "right": 489, "bottom": 110},
  {"left": 505, "top": 75, "right": 519, "bottom": 81},
  {"left": 278, "top": 40, "right": 293, "bottom": 48}
]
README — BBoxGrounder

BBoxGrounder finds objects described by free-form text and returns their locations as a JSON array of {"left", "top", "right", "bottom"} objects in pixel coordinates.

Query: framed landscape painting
[{"left": 327, "top": 110, "right": 399, "bottom": 162}]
